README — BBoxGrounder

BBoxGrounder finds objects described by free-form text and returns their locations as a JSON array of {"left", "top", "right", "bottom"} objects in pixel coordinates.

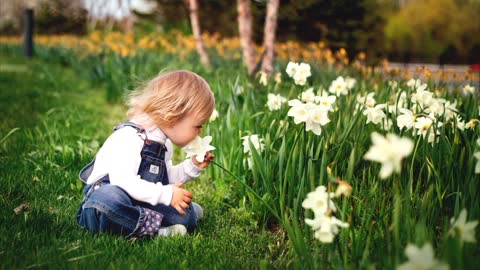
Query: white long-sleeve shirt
[{"left": 86, "top": 121, "right": 204, "bottom": 206}]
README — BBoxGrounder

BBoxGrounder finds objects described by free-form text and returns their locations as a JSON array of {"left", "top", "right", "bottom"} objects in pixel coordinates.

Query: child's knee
[
  {"left": 77, "top": 207, "right": 101, "bottom": 233},
  {"left": 78, "top": 184, "right": 139, "bottom": 234},
  {"left": 174, "top": 208, "right": 198, "bottom": 230},
  {"left": 89, "top": 184, "right": 132, "bottom": 207}
]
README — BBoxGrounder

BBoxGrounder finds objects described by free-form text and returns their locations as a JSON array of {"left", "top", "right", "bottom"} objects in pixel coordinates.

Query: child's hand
[
  {"left": 170, "top": 183, "right": 193, "bottom": 216},
  {"left": 192, "top": 151, "right": 215, "bottom": 169}
]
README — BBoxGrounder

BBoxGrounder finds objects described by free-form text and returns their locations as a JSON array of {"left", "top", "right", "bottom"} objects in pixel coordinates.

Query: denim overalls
[{"left": 76, "top": 121, "right": 198, "bottom": 238}]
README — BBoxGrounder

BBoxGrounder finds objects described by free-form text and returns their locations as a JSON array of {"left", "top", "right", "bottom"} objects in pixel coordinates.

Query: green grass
[{"left": 0, "top": 50, "right": 286, "bottom": 269}]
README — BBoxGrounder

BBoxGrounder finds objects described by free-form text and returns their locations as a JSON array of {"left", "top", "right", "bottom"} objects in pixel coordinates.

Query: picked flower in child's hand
[{"left": 183, "top": 135, "right": 216, "bottom": 163}]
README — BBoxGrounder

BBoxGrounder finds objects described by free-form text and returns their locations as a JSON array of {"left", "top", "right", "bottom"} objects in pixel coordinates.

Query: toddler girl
[{"left": 77, "top": 70, "right": 215, "bottom": 238}]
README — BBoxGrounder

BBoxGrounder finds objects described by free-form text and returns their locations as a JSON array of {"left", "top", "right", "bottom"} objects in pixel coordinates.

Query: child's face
[{"left": 161, "top": 113, "right": 204, "bottom": 147}]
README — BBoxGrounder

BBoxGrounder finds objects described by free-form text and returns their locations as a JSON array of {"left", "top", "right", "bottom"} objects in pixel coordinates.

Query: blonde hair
[{"left": 127, "top": 70, "right": 215, "bottom": 129}]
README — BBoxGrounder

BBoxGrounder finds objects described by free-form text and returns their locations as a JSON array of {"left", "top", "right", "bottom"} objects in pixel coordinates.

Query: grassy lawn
[
  {"left": 0, "top": 50, "right": 286, "bottom": 269},
  {"left": 2, "top": 38, "right": 479, "bottom": 269}
]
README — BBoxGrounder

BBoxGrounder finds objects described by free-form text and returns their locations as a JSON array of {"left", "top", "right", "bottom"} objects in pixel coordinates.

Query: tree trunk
[
  {"left": 188, "top": 0, "right": 210, "bottom": 66},
  {"left": 124, "top": 16, "right": 134, "bottom": 33},
  {"left": 237, "top": 0, "right": 256, "bottom": 75},
  {"left": 261, "top": 0, "right": 279, "bottom": 74}
]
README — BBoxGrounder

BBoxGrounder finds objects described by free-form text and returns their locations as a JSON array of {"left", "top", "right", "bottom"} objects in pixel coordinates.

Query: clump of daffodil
[
  {"left": 286, "top": 61, "right": 311, "bottom": 86},
  {"left": 287, "top": 88, "right": 336, "bottom": 136},
  {"left": 302, "top": 185, "right": 349, "bottom": 243}
]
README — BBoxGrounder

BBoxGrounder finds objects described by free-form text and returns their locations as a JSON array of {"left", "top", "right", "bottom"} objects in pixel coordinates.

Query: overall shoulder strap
[
  {"left": 113, "top": 121, "right": 146, "bottom": 133},
  {"left": 78, "top": 157, "right": 95, "bottom": 184},
  {"left": 78, "top": 122, "right": 148, "bottom": 185}
]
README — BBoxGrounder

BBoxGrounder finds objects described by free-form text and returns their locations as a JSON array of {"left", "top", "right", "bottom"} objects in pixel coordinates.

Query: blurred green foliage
[{"left": 385, "top": 0, "right": 480, "bottom": 64}]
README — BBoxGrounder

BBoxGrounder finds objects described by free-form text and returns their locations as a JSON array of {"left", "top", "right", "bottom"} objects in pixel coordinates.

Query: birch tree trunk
[
  {"left": 261, "top": 0, "right": 279, "bottom": 74},
  {"left": 237, "top": 0, "right": 256, "bottom": 75},
  {"left": 188, "top": 0, "right": 210, "bottom": 66}
]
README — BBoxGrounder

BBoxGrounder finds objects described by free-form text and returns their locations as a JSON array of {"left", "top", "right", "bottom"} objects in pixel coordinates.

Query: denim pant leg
[
  {"left": 77, "top": 184, "right": 145, "bottom": 238},
  {"left": 148, "top": 203, "right": 198, "bottom": 231}
]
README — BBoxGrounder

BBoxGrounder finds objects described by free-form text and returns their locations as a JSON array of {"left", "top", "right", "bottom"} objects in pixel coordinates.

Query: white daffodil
[
  {"left": 258, "top": 71, "right": 268, "bottom": 86},
  {"left": 287, "top": 99, "right": 309, "bottom": 124},
  {"left": 183, "top": 136, "right": 216, "bottom": 163},
  {"left": 293, "top": 73, "right": 307, "bottom": 86},
  {"left": 406, "top": 78, "right": 418, "bottom": 88},
  {"left": 414, "top": 115, "right": 434, "bottom": 133},
  {"left": 363, "top": 104, "right": 387, "bottom": 125},
  {"left": 407, "top": 78, "right": 427, "bottom": 92},
  {"left": 311, "top": 223, "right": 336, "bottom": 243},
  {"left": 462, "top": 84, "right": 475, "bottom": 95},
  {"left": 425, "top": 97, "right": 445, "bottom": 117},
  {"left": 266, "top": 93, "right": 287, "bottom": 111},
  {"left": 397, "top": 108, "right": 416, "bottom": 131},
  {"left": 328, "top": 76, "right": 349, "bottom": 96},
  {"left": 302, "top": 185, "right": 336, "bottom": 216},
  {"left": 449, "top": 208, "right": 478, "bottom": 243},
  {"left": 315, "top": 92, "right": 336, "bottom": 112},
  {"left": 397, "top": 243, "right": 449, "bottom": 270},
  {"left": 209, "top": 109, "right": 219, "bottom": 121},
  {"left": 305, "top": 215, "right": 349, "bottom": 243},
  {"left": 274, "top": 72, "right": 282, "bottom": 84},
  {"left": 293, "top": 62, "right": 312, "bottom": 86},
  {"left": 306, "top": 105, "right": 330, "bottom": 135},
  {"left": 364, "top": 132, "right": 414, "bottom": 179},
  {"left": 414, "top": 113, "right": 442, "bottom": 143},
  {"left": 444, "top": 100, "right": 458, "bottom": 121},
  {"left": 411, "top": 86, "right": 434, "bottom": 107},
  {"left": 345, "top": 77, "right": 356, "bottom": 90},
  {"left": 288, "top": 100, "right": 330, "bottom": 135},
  {"left": 455, "top": 115, "right": 465, "bottom": 131},
  {"left": 301, "top": 87, "right": 316, "bottom": 103},
  {"left": 356, "top": 92, "right": 376, "bottom": 108},
  {"left": 303, "top": 185, "right": 350, "bottom": 243},
  {"left": 241, "top": 134, "right": 264, "bottom": 154},
  {"left": 286, "top": 61, "right": 298, "bottom": 78}
]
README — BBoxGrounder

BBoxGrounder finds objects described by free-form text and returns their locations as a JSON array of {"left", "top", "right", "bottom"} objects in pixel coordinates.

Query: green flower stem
[
  {"left": 211, "top": 160, "right": 280, "bottom": 221},
  {"left": 280, "top": 127, "right": 302, "bottom": 217},
  {"left": 409, "top": 135, "right": 422, "bottom": 195}
]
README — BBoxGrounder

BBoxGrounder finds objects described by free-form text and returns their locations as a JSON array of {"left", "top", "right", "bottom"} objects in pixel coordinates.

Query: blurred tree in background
[
  {"left": 0, "top": 0, "right": 87, "bottom": 35},
  {"left": 1, "top": 0, "right": 478, "bottom": 64},
  {"left": 35, "top": 0, "right": 87, "bottom": 34}
]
